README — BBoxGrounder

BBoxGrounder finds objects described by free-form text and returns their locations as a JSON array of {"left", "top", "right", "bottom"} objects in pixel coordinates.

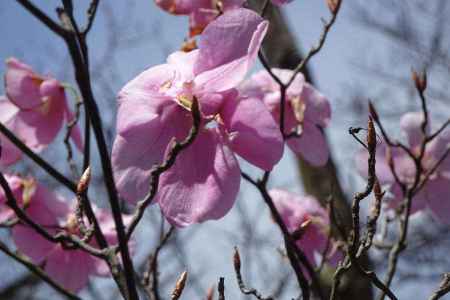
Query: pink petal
[
  {"left": 355, "top": 144, "right": 396, "bottom": 184},
  {"left": 25, "top": 184, "right": 70, "bottom": 225},
  {"left": 287, "top": 121, "right": 329, "bottom": 166},
  {"left": 269, "top": 189, "right": 308, "bottom": 230},
  {"left": 4, "top": 58, "right": 43, "bottom": 110},
  {"left": 194, "top": 56, "right": 250, "bottom": 92},
  {"left": 194, "top": 8, "right": 268, "bottom": 90},
  {"left": 0, "top": 131, "right": 23, "bottom": 167},
  {"left": 167, "top": 50, "right": 198, "bottom": 81},
  {"left": 157, "top": 128, "right": 240, "bottom": 227},
  {"left": 400, "top": 112, "right": 428, "bottom": 148},
  {"left": 112, "top": 64, "right": 194, "bottom": 203},
  {"left": 12, "top": 225, "right": 56, "bottom": 264},
  {"left": 44, "top": 247, "right": 94, "bottom": 292},
  {"left": 197, "top": 92, "right": 224, "bottom": 116},
  {"left": 388, "top": 182, "right": 427, "bottom": 214},
  {"left": 221, "top": 90, "right": 283, "bottom": 170},
  {"left": 302, "top": 83, "right": 331, "bottom": 128},
  {"left": 270, "top": 189, "right": 330, "bottom": 267},
  {"left": 12, "top": 97, "right": 65, "bottom": 152},
  {"left": 112, "top": 103, "right": 191, "bottom": 203},
  {"left": 425, "top": 176, "right": 450, "bottom": 224},
  {"left": 0, "top": 174, "right": 24, "bottom": 222},
  {"left": 189, "top": 9, "right": 217, "bottom": 36},
  {"left": 0, "top": 98, "right": 22, "bottom": 166},
  {"left": 427, "top": 128, "right": 450, "bottom": 171}
]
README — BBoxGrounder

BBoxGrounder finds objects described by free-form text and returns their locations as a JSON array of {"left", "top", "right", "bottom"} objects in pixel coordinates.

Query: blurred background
[{"left": 0, "top": 1, "right": 449, "bottom": 299}]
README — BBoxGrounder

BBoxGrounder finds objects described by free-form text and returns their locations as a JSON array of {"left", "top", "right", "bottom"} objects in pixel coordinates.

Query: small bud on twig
[
  {"left": 326, "top": 0, "right": 341, "bottom": 14},
  {"left": 171, "top": 271, "right": 188, "bottom": 300},
  {"left": 373, "top": 178, "right": 384, "bottom": 202},
  {"left": 368, "top": 100, "right": 379, "bottom": 123},
  {"left": 77, "top": 166, "right": 91, "bottom": 195},
  {"left": 206, "top": 285, "right": 215, "bottom": 300},
  {"left": 367, "top": 117, "right": 376, "bottom": 153},
  {"left": 412, "top": 69, "right": 427, "bottom": 92},
  {"left": 233, "top": 247, "right": 241, "bottom": 272}
]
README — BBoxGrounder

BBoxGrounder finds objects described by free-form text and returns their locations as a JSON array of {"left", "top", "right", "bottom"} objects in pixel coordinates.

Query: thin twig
[
  {"left": 143, "top": 226, "right": 175, "bottom": 300},
  {"left": 82, "top": 0, "right": 100, "bottom": 35},
  {"left": 218, "top": 277, "right": 225, "bottom": 300},
  {"left": 233, "top": 247, "right": 273, "bottom": 300},
  {"left": 428, "top": 273, "right": 450, "bottom": 300},
  {"left": 0, "top": 122, "right": 76, "bottom": 192},
  {"left": 63, "top": 85, "right": 83, "bottom": 178}
]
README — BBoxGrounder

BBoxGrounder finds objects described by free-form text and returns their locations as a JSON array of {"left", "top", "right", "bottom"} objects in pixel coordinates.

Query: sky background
[{"left": 0, "top": 1, "right": 445, "bottom": 299}]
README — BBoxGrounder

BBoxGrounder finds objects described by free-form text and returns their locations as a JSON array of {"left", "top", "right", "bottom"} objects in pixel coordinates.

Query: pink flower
[
  {"left": 240, "top": 68, "right": 331, "bottom": 166},
  {"left": 356, "top": 112, "right": 450, "bottom": 224},
  {"left": 155, "top": 0, "right": 245, "bottom": 36},
  {"left": 0, "top": 58, "right": 82, "bottom": 167},
  {"left": 5, "top": 177, "right": 127, "bottom": 292},
  {"left": 112, "top": 8, "right": 283, "bottom": 227},
  {"left": 270, "top": 189, "right": 342, "bottom": 268}
]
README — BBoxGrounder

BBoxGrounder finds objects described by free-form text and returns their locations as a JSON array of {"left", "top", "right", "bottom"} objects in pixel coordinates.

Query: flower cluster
[
  {"left": 0, "top": 0, "right": 338, "bottom": 293},
  {"left": 112, "top": 8, "right": 331, "bottom": 227},
  {"left": 0, "top": 58, "right": 82, "bottom": 167},
  {"left": 356, "top": 112, "right": 450, "bottom": 223},
  {"left": 0, "top": 175, "right": 127, "bottom": 292}
]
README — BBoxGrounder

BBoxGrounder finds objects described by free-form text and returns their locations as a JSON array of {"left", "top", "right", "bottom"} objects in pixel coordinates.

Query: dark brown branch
[
  {"left": 16, "top": 0, "right": 67, "bottom": 37},
  {"left": 0, "top": 122, "right": 76, "bottom": 192},
  {"left": 218, "top": 277, "right": 225, "bottom": 300},
  {"left": 330, "top": 118, "right": 397, "bottom": 300},
  {"left": 82, "top": 0, "right": 100, "bottom": 35},
  {"left": 63, "top": 85, "right": 83, "bottom": 177},
  {"left": 58, "top": 2, "right": 138, "bottom": 297},
  {"left": 170, "top": 271, "right": 187, "bottom": 300},
  {"left": 428, "top": 273, "right": 450, "bottom": 300},
  {"left": 243, "top": 171, "right": 320, "bottom": 300}
]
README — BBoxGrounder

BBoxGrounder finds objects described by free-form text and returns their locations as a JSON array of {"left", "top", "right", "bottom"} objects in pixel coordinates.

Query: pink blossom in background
[
  {"left": 154, "top": 0, "right": 245, "bottom": 36},
  {"left": 240, "top": 68, "right": 331, "bottom": 166},
  {"left": 0, "top": 174, "right": 31, "bottom": 223},
  {"left": 270, "top": 188, "right": 342, "bottom": 268},
  {"left": 356, "top": 112, "right": 450, "bottom": 224},
  {"left": 112, "top": 8, "right": 284, "bottom": 227},
  {"left": 0, "top": 58, "right": 82, "bottom": 167},
  {"left": 9, "top": 179, "right": 128, "bottom": 292}
]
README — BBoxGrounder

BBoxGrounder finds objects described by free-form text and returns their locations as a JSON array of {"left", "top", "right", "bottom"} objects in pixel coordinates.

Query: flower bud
[
  {"left": 233, "top": 247, "right": 241, "bottom": 272},
  {"left": 412, "top": 69, "right": 427, "bottom": 92},
  {"left": 367, "top": 117, "right": 376, "bottom": 153},
  {"left": 171, "top": 271, "right": 188, "bottom": 300},
  {"left": 368, "top": 100, "right": 379, "bottom": 123},
  {"left": 206, "top": 285, "right": 215, "bottom": 300},
  {"left": 77, "top": 167, "right": 91, "bottom": 195},
  {"left": 327, "top": 0, "right": 341, "bottom": 14}
]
